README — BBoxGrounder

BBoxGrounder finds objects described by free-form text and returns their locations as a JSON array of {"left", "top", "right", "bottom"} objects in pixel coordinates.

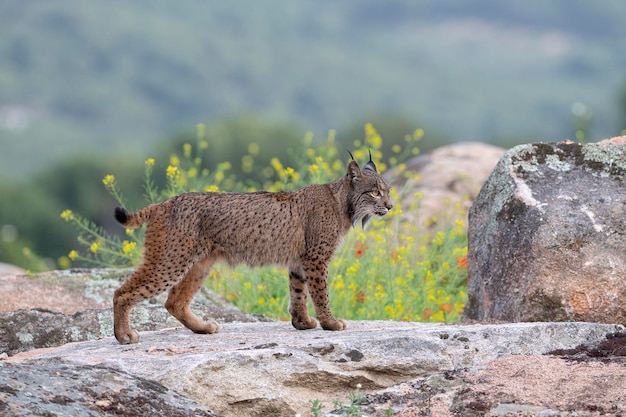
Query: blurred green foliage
[
  {"left": 2, "top": 1, "right": 626, "bottom": 270},
  {"left": 1, "top": 116, "right": 431, "bottom": 269},
  {"left": 2, "top": 1, "right": 626, "bottom": 180}
]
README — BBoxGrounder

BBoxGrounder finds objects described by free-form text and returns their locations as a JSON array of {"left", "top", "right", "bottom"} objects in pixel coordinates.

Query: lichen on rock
[{"left": 465, "top": 140, "right": 626, "bottom": 325}]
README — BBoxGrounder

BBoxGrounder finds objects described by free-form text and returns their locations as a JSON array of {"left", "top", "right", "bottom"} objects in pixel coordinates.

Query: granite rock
[{"left": 465, "top": 140, "right": 626, "bottom": 325}]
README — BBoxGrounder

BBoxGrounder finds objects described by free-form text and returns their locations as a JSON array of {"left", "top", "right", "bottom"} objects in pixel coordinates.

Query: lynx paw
[
  {"left": 115, "top": 328, "right": 140, "bottom": 345},
  {"left": 192, "top": 320, "right": 220, "bottom": 334},
  {"left": 292, "top": 317, "right": 319, "bottom": 330},
  {"left": 321, "top": 318, "right": 348, "bottom": 331}
]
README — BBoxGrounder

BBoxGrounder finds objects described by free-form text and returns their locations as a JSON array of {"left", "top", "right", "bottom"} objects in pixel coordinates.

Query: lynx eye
[{"left": 370, "top": 190, "right": 381, "bottom": 197}]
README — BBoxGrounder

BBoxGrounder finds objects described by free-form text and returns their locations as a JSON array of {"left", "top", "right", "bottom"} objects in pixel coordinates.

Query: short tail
[{"left": 114, "top": 206, "right": 154, "bottom": 228}]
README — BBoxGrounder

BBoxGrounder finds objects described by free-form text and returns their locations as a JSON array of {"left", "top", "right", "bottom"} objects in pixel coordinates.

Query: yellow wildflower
[
  {"left": 284, "top": 167, "right": 299, "bottom": 181},
  {"left": 166, "top": 165, "right": 179, "bottom": 179},
  {"left": 196, "top": 122, "right": 205, "bottom": 138},
  {"left": 145, "top": 158, "right": 155, "bottom": 167},
  {"left": 90, "top": 241, "right": 101, "bottom": 253},
  {"left": 68, "top": 250, "right": 78, "bottom": 260},
  {"left": 58, "top": 256, "right": 70, "bottom": 269},
  {"left": 248, "top": 142, "right": 260, "bottom": 156},
  {"left": 433, "top": 231, "right": 445, "bottom": 246},
  {"left": 60, "top": 210, "right": 74, "bottom": 222},
  {"left": 270, "top": 157, "right": 283, "bottom": 173},
  {"left": 333, "top": 275, "right": 345, "bottom": 290},
  {"left": 365, "top": 123, "right": 383, "bottom": 149},
  {"left": 327, "top": 129, "right": 336, "bottom": 144},
  {"left": 122, "top": 240, "right": 137, "bottom": 255},
  {"left": 102, "top": 174, "right": 115, "bottom": 186},
  {"left": 346, "top": 264, "right": 360, "bottom": 276},
  {"left": 183, "top": 143, "right": 192, "bottom": 158}
]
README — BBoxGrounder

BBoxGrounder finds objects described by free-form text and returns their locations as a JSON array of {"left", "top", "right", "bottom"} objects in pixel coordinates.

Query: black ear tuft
[
  {"left": 347, "top": 150, "right": 355, "bottom": 161},
  {"left": 363, "top": 149, "right": 378, "bottom": 173}
]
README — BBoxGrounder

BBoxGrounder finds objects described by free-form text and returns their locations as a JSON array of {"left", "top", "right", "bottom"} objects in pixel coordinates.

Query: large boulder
[
  {"left": 393, "top": 142, "right": 504, "bottom": 225},
  {"left": 464, "top": 139, "right": 626, "bottom": 324},
  {"left": 0, "top": 262, "right": 25, "bottom": 277}
]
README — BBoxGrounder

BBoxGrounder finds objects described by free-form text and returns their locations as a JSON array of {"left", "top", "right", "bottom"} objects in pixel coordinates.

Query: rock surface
[
  {"left": 0, "top": 262, "right": 25, "bottom": 277},
  {"left": 393, "top": 142, "right": 505, "bottom": 226},
  {"left": 4, "top": 321, "right": 624, "bottom": 417},
  {"left": 465, "top": 140, "right": 626, "bottom": 325},
  {"left": 0, "top": 269, "right": 268, "bottom": 356},
  {"left": 0, "top": 359, "right": 222, "bottom": 417}
]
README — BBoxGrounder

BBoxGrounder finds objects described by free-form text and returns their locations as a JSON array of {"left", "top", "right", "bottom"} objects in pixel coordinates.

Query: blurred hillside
[
  {"left": 2, "top": 0, "right": 626, "bottom": 180},
  {"left": 2, "top": 0, "right": 626, "bottom": 270}
]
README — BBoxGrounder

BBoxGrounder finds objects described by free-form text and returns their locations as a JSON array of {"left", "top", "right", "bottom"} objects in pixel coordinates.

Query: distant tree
[
  {"left": 0, "top": 179, "right": 69, "bottom": 266},
  {"left": 0, "top": 155, "right": 145, "bottom": 268},
  {"left": 156, "top": 115, "right": 305, "bottom": 186},
  {"left": 341, "top": 115, "right": 450, "bottom": 155}
]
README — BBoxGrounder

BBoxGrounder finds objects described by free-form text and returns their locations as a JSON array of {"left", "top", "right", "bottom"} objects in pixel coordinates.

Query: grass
[{"left": 61, "top": 123, "right": 468, "bottom": 323}]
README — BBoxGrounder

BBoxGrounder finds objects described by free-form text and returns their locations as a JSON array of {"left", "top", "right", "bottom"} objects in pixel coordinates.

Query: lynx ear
[
  {"left": 363, "top": 149, "right": 378, "bottom": 173},
  {"left": 347, "top": 159, "right": 361, "bottom": 181}
]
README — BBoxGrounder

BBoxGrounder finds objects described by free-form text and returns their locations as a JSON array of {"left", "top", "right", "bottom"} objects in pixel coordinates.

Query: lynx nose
[{"left": 385, "top": 202, "right": 393, "bottom": 211}]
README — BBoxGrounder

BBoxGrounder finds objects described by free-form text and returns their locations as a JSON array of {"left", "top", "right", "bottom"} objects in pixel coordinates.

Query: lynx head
[{"left": 346, "top": 151, "right": 393, "bottom": 228}]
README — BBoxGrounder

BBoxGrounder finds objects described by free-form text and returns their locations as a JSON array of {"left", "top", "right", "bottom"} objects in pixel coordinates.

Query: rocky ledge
[{"left": 3, "top": 320, "right": 625, "bottom": 416}]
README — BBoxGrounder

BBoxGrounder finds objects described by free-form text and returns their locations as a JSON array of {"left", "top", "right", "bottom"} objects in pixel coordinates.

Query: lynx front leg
[
  {"left": 288, "top": 268, "right": 318, "bottom": 330},
  {"left": 302, "top": 258, "right": 348, "bottom": 331},
  {"left": 165, "top": 258, "right": 220, "bottom": 335}
]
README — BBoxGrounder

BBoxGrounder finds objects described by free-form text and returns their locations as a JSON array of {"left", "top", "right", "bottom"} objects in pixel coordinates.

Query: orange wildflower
[
  {"left": 440, "top": 303, "right": 453, "bottom": 313},
  {"left": 354, "top": 241, "right": 367, "bottom": 258},
  {"left": 390, "top": 251, "right": 399, "bottom": 264},
  {"left": 422, "top": 308, "right": 435, "bottom": 320}
]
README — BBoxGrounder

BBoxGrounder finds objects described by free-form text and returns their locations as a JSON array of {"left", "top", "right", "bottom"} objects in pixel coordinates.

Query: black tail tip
[{"left": 114, "top": 207, "right": 128, "bottom": 224}]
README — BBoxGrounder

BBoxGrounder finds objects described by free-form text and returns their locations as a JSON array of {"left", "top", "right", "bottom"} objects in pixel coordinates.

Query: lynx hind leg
[
  {"left": 113, "top": 263, "right": 179, "bottom": 344},
  {"left": 302, "top": 258, "right": 348, "bottom": 331},
  {"left": 165, "top": 258, "right": 219, "bottom": 335},
  {"left": 288, "top": 268, "right": 318, "bottom": 330}
]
